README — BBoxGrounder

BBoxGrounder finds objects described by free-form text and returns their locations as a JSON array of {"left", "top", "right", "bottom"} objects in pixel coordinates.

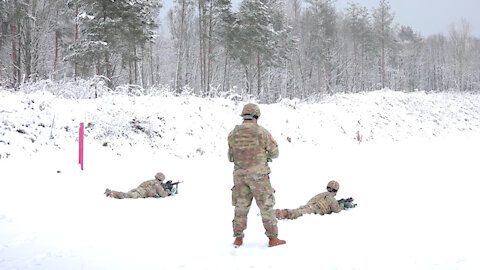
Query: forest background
[{"left": 1, "top": 0, "right": 479, "bottom": 102}]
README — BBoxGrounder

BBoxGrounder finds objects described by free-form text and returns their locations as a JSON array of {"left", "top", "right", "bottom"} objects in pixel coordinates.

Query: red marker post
[{"left": 79, "top": 122, "right": 84, "bottom": 170}]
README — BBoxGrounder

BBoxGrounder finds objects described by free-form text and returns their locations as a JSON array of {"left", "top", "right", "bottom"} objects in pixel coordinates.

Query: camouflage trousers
[
  {"left": 231, "top": 173, "right": 278, "bottom": 238},
  {"left": 111, "top": 187, "right": 147, "bottom": 199},
  {"left": 276, "top": 202, "right": 327, "bottom": 220}
]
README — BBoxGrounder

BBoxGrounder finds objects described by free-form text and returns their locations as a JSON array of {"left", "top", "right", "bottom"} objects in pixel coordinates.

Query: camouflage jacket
[
  {"left": 307, "top": 191, "right": 343, "bottom": 215},
  {"left": 138, "top": 179, "right": 169, "bottom": 198},
  {"left": 228, "top": 121, "right": 279, "bottom": 176}
]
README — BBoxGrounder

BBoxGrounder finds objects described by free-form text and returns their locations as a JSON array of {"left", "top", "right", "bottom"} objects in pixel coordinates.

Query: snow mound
[{"left": 2, "top": 88, "right": 479, "bottom": 160}]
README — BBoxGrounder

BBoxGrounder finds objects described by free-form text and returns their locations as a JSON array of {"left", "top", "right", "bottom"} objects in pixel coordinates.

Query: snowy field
[{"left": 1, "top": 87, "right": 480, "bottom": 270}]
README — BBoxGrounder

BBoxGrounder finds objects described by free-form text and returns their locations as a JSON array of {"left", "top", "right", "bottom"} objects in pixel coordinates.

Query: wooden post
[{"left": 79, "top": 122, "right": 84, "bottom": 170}]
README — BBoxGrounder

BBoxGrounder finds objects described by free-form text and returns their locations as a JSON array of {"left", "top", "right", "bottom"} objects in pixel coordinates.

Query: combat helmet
[
  {"left": 155, "top": 172, "right": 165, "bottom": 181},
  {"left": 241, "top": 103, "right": 261, "bottom": 119},
  {"left": 327, "top": 180, "right": 339, "bottom": 192}
]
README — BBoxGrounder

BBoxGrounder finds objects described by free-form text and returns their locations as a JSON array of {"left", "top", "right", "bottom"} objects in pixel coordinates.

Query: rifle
[
  {"left": 162, "top": 180, "right": 183, "bottom": 194},
  {"left": 337, "top": 197, "right": 357, "bottom": 209}
]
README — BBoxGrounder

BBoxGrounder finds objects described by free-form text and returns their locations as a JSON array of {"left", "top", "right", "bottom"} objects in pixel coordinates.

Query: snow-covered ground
[{"left": 1, "top": 87, "right": 480, "bottom": 270}]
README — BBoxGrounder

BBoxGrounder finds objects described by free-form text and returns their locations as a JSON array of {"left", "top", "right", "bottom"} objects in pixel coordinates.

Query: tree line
[{"left": 1, "top": 0, "right": 479, "bottom": 101}]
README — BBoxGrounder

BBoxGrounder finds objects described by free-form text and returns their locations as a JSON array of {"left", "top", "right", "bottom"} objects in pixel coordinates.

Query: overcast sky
[{"left": 335, "top": 0, "right": 479, "bottom": 37}]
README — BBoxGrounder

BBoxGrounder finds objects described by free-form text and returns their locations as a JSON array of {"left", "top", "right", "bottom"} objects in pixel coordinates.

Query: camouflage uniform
[
  {"left": 276, "top": 186, "right": 344, "bottom": 220},
  {"left": 228, "top": 104, "right": 280, "bottom": 239},
  {"left": 105, "top": 172, "right": 170, "bottom": 199}
]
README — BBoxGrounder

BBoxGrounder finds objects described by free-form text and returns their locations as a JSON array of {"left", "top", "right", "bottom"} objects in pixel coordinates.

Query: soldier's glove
[
  {"left": 338, "top": 197, "right": 357, "bottom": 210},
  {"left": 266, "top": 157, "right": 272, "bottom": 162},
  {"left": 343, "top": 202, "right": 357, "bottom": 209},
  {"left": 170, "top": 186, "right": 178, "bottom": 196}
]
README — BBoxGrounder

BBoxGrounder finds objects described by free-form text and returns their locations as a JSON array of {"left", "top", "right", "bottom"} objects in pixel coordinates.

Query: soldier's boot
[
  {"left": 233, "top": 237, "right": 243, "bottom": 248},
  {"left": 110, "top": 191, "right": 123, "bottom": 199},
  {"left": 104, "top": 188, "right": 112, "bottom": 197},
  {"left": 268, "top": 238, "right": 286, "bottom": 247}
]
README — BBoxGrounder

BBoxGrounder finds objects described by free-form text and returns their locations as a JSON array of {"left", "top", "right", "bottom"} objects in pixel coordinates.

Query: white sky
[{"left": 335, "top": 0, "right": 480, "bottom": 37}]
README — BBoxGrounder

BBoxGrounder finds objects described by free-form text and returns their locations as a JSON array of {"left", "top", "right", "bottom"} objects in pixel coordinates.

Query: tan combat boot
[
  {"left": 110, "top": 191, "right": 122, "bottom": 199},
  {"left": 233, "top": 237, "right": 243, "bottom": 248},
  {"left": 268, "top": 238, "right": 286, "bottom": 247}
]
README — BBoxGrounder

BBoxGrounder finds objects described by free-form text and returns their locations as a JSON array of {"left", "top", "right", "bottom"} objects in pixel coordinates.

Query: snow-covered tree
[
  {"left": 0, "top": 0, "right": 59, "bottom": 88},
  {"left": 1, "top": 0, "right": 479, "bottom": 96},
  {"left": 215, "top": 0, "right": 237, "bottom": 92},
  {"left": 301, "top": 0, "right": 340, "bottom": 95},
  {"left": 235, "top": 0, "right": 277, "bottom": 96},
  {"left": 169, "top": 0, "right": 195, "bottom": 93},
  {"left": 67, "top": 0, "right": 161, "bottom": 89},
  {"left": 395, "top": 26, "right": 423, "bottom": 91},
  {"left": 449, "top": 19, "right": 471, "bottom": 91},
  {"left": 344, "top": 2, "right": 373, "bottom": 92},
  {"left": 372, "top": 0, "right": 395, "bottom": 89}
]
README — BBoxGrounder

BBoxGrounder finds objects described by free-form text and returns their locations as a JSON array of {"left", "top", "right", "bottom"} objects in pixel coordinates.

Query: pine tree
[
  {"left": 67, "top": 0, "right": 160, "bottom": 89},
  {"left": 236, "top": 0, "right": 286, "bottom": 98}
]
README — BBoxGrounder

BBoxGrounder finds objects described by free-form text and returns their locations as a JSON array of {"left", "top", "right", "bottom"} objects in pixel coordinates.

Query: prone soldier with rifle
[
  {"left": 104, "top": 172, "right": 182, "bottom": 199},
  {"left": 275, "top": 180, "right": 356, "bottom": 220}
]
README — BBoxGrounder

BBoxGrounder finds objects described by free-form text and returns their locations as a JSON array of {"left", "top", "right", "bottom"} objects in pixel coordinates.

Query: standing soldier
[
  {"left": 104, "top": 172, "right": 171, "bottom": 199},
  {"left": 275, "top": 180, "right": 356, "bottom": 220},
  {"left": 228, "top": 103, "right": 286, "bottom": 248}
]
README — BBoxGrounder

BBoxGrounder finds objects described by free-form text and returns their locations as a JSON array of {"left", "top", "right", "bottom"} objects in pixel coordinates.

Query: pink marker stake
[{"left": 79, "top": 122, "right": 84, "bottom": 170}]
